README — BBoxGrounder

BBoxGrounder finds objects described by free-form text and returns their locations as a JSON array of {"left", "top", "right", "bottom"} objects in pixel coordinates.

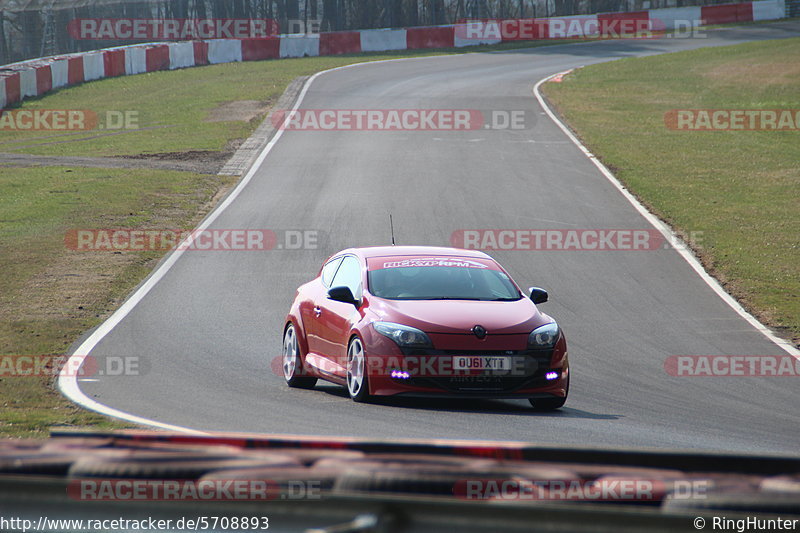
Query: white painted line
[{"left": 533, "top": 70, "right": 799, "bottom": 358}]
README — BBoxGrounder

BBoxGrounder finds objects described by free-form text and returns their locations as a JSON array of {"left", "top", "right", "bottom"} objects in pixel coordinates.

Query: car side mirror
[
  {"left": 328, "top": 286, "right": 359, "bottom": 306},
  {"left": 528, "top": 287, "right": 548, "bottom": 304}
]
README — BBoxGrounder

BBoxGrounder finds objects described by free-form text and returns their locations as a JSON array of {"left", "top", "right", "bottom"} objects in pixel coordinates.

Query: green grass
[
  {"left": 0, "top": 166, "right": 236, "bottom": 437},
  {"left": 543, "top": 37, "right": 800, "bottom": 345},
  {"left": 1, "top": 40, "right": 577, "bottom": 158}
]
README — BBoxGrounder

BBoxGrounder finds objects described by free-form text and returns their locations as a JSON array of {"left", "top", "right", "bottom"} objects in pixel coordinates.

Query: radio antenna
[{"left": 390, "top": 214, "right": 396, "bottom": 245}]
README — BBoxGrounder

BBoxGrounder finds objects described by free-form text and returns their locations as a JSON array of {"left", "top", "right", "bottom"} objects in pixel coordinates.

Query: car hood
[{"left": 369, "top": 296, "right": 549, "bottom": 335}]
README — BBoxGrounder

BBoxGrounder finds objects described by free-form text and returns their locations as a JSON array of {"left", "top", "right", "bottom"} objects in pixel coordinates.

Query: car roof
[{"left": 334, "top": 245, "right": 494, "bottom": 261}]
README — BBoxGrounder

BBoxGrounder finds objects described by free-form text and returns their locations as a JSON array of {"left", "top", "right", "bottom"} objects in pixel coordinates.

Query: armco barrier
[
  {"left": 360, "top": 29, "right": 407, "bottom": 52},
  {"left": 68, "top": 57, "right": 84, "bottom": 85},
  {"left": 35, "top": 64, "right": 52, "bottom": 94},
  {"left": 598, "top": 10, "right": 649, "bottom": 31},
  {"left": 145, "top": 45, "right": 171, "bottom": 72},
  {"left": 0, "top": 0, "right": 786, "bottom": 110},
  {"left": 192, "top": 41, "right": 209, "bottom": 66},
  {"left": 319, "top": 32, "right": 361, "bottom": 55},
  {"left": 754, "top": 0, "right": 786, "bottom": 18},
  {"left": 702, "top": 2, "right": 754, "bottom": 24},
  {"left": 407, "top": 26, "right": 455, "bottom": 49},
  {"left": 83, "top": 52, "right": 105, "bottom": 81},
  {"left": 241, "top": 38, "right": 281, "bottom": 61},
  {"left": 453, "top": 23, "right": 502, "bottom": 47},
  {"left": 550, "top": 15, "right": 598, "bottom": 38},
  {"left": 650, "top": 6, "right": 703, "bottom": 31},
  {"left": 103, "top": 49, "right": 125, "bottom": 77},
  {"left": 169, "top": 41, "right": 195, "bottom": 69},
  {"left": 20, "top": 68, "right": 37, "bottom": 98},
  {"left": 124, "top": 46, "right": 147, "bottom": 75},
  {"left": 279, "top": 35, "right": 320, "bottom": 58},
  {"left": 207, "top": 39, "right": 242, "bottom": 64},
  {"left": 50, "top": 59, "right": 69, "bottom": 89}
]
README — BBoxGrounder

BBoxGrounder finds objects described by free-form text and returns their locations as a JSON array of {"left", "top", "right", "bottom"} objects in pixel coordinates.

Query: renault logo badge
[{"left": 472, "top": 325, "right": 487, "bottom": 339}]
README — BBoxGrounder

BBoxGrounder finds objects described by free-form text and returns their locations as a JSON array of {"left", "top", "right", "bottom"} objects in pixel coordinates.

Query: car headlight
[
  {"left": 374, "top": 322, "right": 432, "bottom": 348},
  {"left": 529, "top": 322, "right": 559, "bottom": 349}
]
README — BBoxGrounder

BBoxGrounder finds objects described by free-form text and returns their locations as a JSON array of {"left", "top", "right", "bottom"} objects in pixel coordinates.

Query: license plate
[{"left": 453, "top": 356, "right": 512, "bottom": 371}]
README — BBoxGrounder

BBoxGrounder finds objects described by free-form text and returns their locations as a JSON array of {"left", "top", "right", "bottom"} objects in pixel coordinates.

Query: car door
[
  {"left": 315, "top": 255, "right": 363, "bottom": 373},
  {"left": 303, "top": 256, "right": 343, "bottom": 357}
]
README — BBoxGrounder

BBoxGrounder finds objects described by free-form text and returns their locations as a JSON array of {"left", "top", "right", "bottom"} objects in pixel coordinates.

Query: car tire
[
  {"left": 529, "top": 375, "right": 569, "bottom": 411},
  {"left": 283, "top": 323, "right": 317, "bottom": 389},
  {"left": 346, "top": 336, "right": 370, "bottom": 402}
]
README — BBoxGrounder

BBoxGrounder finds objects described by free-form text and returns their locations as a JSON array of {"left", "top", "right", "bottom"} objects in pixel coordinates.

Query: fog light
[
  {"left": 545, "top": 371, "right": 559, "bottom": 381},
  {"left": 391, "top": 369, "right": 410, "bottom": 379}
]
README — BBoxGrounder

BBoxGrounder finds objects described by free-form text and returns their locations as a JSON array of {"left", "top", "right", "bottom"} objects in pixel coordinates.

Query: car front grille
[{"left": 395, "top": 348, "right": 555, "bottom": 393}]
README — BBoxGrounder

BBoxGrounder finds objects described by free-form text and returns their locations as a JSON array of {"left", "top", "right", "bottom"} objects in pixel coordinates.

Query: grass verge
[
  {"left": 542, "top": 37, "right": 799, "bottom": 346},
  {"left": 0, "top": 165, "right": 237, "bottom": 436}
]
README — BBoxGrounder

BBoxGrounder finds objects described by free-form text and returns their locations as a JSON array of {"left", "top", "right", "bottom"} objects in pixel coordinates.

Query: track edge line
[{"left": 533, "top": 69, "right": 799, "bottom": 358}]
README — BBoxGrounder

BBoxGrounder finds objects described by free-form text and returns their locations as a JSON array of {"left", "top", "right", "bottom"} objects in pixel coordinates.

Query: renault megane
[{"left": 281, "top": 246, "right": 569, "bottom": 410}]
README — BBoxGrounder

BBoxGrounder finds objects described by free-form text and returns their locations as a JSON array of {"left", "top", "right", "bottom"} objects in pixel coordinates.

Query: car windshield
[{"left": 368, "top": 265, "right": 522, "bottom": 301}]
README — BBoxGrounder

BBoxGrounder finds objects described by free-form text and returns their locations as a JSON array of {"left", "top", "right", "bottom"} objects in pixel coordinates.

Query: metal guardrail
[{"left": 0, "top": 0, "right": 779, "bottom": 64}]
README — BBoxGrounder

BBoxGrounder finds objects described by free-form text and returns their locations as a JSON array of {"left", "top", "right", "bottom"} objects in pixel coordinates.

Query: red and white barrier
[
  {"left": 454, "top": 24, "right": 501, "bottom": 47},
  {"left": 552, "top": 15, "right": 599, "bottom": 39},
  {"left": 83, "top": 52, "right": 105, "bottom": 81},
  {"left": 360, "top": 29, "right": 407, "bottom": 52},
  {"left": 20, "top": 67, "right": 39, "bottom": 98},
  {"left": 169, "top": 41, "right": 195, "bottom": 69},
  {"left": 650, "top": 6, "right": 703, "bottom": 31},
  {"left": 753, "top": 0, "right": 785, "bottom": 19},
  {"left": 125, "top": 46, "right": 147, "bottom": 75},
  {"left": 320, "top": 32, "right": 362, "bottom": 55},
  {"left": 241, "top": 38, "right": 281, "bottom": 60},
  {"left": 279, "top": 35, "right": 320, "bottom": 58},
  {"left": 207, "top": 39, "right": 243, "bottom": 64},
  {"left": 50, "top": 58, "right": 70, "bottom": 89},
  {"left": 407, "top": 26, "right": 455, "bottom": 49},
  {"left": 0, "top": 0, "right": 786, "bottom": 110},
  {"left": 702, "top": 2, "right": 754, "bottom": 24}
]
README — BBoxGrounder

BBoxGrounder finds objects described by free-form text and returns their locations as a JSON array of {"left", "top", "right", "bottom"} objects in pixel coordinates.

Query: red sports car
[{"left": 282, "top": 246, "right": 569, "bottom": 410}]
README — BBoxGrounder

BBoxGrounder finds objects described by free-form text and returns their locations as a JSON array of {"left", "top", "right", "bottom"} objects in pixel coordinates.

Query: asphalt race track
[{"left": 71, "top": 22, "right": 800, "bottom": 453}]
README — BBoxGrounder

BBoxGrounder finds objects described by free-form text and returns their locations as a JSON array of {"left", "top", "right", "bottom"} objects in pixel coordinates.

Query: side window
[
  {"left": 320, "top": 257, "right": 343, "bottom": 287},
  {"left": 330, "top": 256, "right": 362, "bottom": 299}
]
